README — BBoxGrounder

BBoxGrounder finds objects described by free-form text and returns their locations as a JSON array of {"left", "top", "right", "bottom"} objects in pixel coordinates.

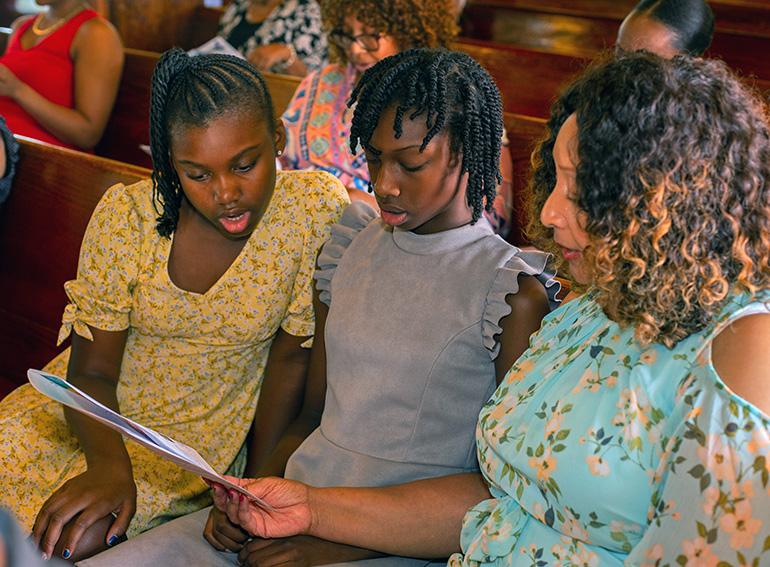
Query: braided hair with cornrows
[
  {"left": 149, "top": 47, "right": 276, "bottom": 237},
  {"left": 348, "top": 47, "right": 503, "bottom": 224}
]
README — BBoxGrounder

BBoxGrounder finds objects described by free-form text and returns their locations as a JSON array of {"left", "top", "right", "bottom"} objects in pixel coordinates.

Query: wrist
[{"left": 281, "top": 44, "right": 297, "bottom": 71}]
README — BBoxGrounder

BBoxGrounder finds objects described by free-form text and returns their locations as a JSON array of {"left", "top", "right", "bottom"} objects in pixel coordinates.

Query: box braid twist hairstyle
[
  {"left": 348, "top": 47, "right": 503, "bottom": 224},
  {"left": 149, "top": 47, "right": 276, "bottom": 237}
]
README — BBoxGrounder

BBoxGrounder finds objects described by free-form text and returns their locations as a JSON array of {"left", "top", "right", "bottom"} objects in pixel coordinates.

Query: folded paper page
[{"left": 27, "top": 368, "right": 273, "bottom": 510}]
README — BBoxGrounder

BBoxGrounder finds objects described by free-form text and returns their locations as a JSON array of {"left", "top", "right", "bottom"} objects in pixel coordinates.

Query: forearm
[
  {"left": 254, "top": 409, "right": 321, "bottom": 478},
  {"left": 64, "top": 373, "right": 131, "bottom": 471},
  {"left": 10, "top": 83, "right": 105, "bottom": 148},
  {"left": 307, "top": 473, "right": 491, "bottom": 558}
]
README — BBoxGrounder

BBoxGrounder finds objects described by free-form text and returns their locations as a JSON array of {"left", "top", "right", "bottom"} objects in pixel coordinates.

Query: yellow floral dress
[
  {"left": 0, "top": 171, "right": 347, "bottom": 536},
  {"left": 450, "top": 288, "right": 770, "bottom": 567}
]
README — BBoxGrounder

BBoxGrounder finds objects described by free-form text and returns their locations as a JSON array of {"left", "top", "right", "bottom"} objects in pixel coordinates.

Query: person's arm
[
  {"left": 31, "top": 327, "right": 136, "bottom": 561},
  {"left": 243, "top": 328, "right": 313, "bottom": 477},
  {"left": 619, "top": 312, "right": 770, "bottom": 566},
  {"left": 256, "top": 286, "right": 329, "bottom": 478},
  {"left": 247, "top": 44, "right": 308, "bottom": 77},
  {"left": 204, "top": 287, "right": 329, "bottom": 553},
  {"left": 0, "top": 17, "right": 123, "bottom": 149},
  {"left": 711, "top": 312, "right": 770, "bottom": 415},
  {"left": 493, "top": 274, "right": 551, "bottom": 384},
  {"left": 215, "top": 472, "right": 492, "bottom": 558}
]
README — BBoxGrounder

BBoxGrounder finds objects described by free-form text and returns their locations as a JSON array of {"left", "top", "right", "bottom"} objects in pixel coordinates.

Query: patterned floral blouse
[
  {"left": 217, "top": 0, "right": 328, "bottom": 73},
  {"left": 449, "top": 288, "right": 770, "bottom": 567}
]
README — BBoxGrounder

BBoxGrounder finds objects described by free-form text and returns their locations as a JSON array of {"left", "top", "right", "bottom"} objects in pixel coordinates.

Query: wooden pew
[
  {"left": 455, "top": 39, "right": 590, "bottom": 118},
  {"left": 94, "top": 48, "right": 300, "bottom": 169},
  {"left": 0, "top": 137, "right": 151, "bottom": 399}
]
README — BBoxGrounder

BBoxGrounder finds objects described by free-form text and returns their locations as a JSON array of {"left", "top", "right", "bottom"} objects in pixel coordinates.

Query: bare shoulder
[
  {"left": 711, "top": 312, "right": 770, "bottom": 415},
  {"left": 508, "top": 273, "right": 549, "bottom": 310},
  {"left": 73, "top": 15, "right": 123, "bottom": 51}
]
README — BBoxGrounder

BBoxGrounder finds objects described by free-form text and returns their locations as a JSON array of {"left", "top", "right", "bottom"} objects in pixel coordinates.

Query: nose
[
  {"left": 540, "top": 189, "right": 563, "bottom": 229},
  {"left": 371, "top": 166, "right": 399, "bottom": 199},
  {"left": 213, "top": 175, "right": 241, "bottom": 206},
  {"left": 348, "top": 41, "right": 367, "bottom": 59}
]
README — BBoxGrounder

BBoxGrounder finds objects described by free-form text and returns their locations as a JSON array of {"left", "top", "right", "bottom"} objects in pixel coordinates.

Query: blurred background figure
[
  {"left": 0, "top": 0, "right": 123, "bottom": 151},
  {"left": 616, "top": 0, "right": 714, "bottom": 57},
  {"left": 0, "top": 114, "right": 18, "bottom": 210},
  {"left": 216, "top": 0, "right": 327, "bottom": 77}
]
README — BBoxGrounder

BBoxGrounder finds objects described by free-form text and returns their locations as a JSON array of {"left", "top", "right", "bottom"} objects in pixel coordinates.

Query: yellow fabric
[{"left": 0, "top": 172, "right": 347, "bottom": 536}]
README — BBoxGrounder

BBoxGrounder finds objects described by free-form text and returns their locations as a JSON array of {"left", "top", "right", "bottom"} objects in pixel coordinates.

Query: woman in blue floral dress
[{"left": 210, "top": 52, "right": 770, "bottom": 567}]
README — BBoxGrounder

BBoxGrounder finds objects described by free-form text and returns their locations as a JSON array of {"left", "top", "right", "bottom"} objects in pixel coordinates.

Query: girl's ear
[{"left": 274, "top": 120, "right": 287, "bottom": 156}]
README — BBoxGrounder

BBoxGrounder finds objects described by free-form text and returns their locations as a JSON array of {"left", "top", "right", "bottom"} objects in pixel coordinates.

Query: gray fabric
[
  {"left": 286, "top": 201, "right": 558, "bottom": 488},
  {"left": 76, "top": 508, "right": 236, "bottom": 567},
  {"left": 0, "top": 507, "right": 68, "bottom": 567}
]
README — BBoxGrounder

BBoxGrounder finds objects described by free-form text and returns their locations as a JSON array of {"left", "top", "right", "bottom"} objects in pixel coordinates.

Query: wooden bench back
[{"left": 0, "top": 137, "right": 151, "bottom": 397}]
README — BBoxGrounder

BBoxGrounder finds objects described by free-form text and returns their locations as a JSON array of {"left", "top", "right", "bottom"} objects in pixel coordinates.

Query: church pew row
[
  {"left": 461, "top": 0, "right": 770, "bottom": 39},
  {"left": 0, "top": 137, "right": 151, "bottom": 399}
]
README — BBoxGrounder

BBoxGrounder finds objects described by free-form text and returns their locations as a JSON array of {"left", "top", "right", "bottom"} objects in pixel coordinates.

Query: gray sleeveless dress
[{"left": 285, "top": 201, "right": 560, "bottom": 488}]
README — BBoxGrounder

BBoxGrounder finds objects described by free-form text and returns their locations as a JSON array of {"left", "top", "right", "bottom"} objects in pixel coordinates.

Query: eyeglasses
[{"left": 328, "top": 30, "right": 382, "bottom": 51}]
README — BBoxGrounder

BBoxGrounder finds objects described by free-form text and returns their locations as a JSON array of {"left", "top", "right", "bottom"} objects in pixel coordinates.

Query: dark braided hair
[
  {"left": 149, "top": 47, "right": 276, "bottom": 237},
  {"left": 348, "top": 47, "right": 503, "bottom": 224}
]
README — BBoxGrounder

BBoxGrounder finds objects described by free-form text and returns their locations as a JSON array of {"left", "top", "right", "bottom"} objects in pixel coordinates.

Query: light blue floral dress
[{"left": 450, "top": 288, "right": 770, "bottom": 567}]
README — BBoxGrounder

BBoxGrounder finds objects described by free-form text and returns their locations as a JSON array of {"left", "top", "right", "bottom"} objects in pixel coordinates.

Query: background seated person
[
  {"left": 0, "top": 0, "right": 123, "bottom": 151},
  {"left": 216, "top": 0, "right": 327, "bottom": 77},
  {"left": 217, "top": 51, "right": 770, "bottom": 567},
  {"left": 616, "top": 0, "right": 714, "bottom": 57}
]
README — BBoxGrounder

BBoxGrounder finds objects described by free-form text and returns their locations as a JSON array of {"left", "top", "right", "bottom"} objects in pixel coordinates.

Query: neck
[{"left": 47, "top": 0, "right": 85, "bottom": 19}]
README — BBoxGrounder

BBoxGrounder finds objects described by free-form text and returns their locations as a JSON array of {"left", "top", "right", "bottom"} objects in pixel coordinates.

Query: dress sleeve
[
  {"left": 280, "top": 171, "right": 349, "bottom": 337},
  {"left": 57, "top": 182, "right": 147, "bottom": 344},
  {"left": 625, "top": 335, "right": 770, "bottom": 566},
  {"left": 481, "top": 248, "right": 560, "bottom": 358},
  {"left": 314, "top": 200, "right": 377, "bottom": 307}
]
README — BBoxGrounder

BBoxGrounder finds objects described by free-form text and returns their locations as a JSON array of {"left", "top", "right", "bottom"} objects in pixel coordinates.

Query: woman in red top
[{"left": 0, "top": 0, "right": 123, "bottom": 151}]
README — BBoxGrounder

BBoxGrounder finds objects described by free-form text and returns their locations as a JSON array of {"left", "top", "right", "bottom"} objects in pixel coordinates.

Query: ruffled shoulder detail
[
  {"left": 314, "top": 201, "right": 378, "bottom": 305},
  {"left": 481, "top": 249, "right": 561, "bottom": 358}
]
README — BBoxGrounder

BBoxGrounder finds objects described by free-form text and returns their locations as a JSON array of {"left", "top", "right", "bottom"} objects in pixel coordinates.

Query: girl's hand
[
  {"left": 212, "top": 476, "right": 312, "bottom": 539},
  {"left": 31, "top": 463, "right": 136, "bottom": 560},
  {"left": 203, "top": 503, "right": 250, "bottom": 552}
]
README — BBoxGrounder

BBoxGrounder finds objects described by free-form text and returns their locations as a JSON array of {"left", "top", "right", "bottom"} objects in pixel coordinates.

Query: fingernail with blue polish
[
  {"left": 62, "top": 549, "right": 71, "bottom": 559},
  {"left": 108, "top": 535, "right": 117, "bottom": 546}
]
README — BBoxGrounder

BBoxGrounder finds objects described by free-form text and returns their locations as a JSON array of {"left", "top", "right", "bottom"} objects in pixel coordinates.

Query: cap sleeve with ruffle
[
  {"left": 481, "top": 248, "right": 560, "bottom": 359},
  {"left": 314, "top": 200, "right": 378, "bottom": 307},
  {"left": 57, "top": 180, "right": 152, "bottom": 344}
]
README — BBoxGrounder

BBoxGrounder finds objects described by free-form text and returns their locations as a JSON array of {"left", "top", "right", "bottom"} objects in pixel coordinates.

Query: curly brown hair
[
  {"left": 527, "top": 52, "right": 770, "bottom": 348},
  {"left": 320, "top": 0, "right": 458, "bottom": 65}
]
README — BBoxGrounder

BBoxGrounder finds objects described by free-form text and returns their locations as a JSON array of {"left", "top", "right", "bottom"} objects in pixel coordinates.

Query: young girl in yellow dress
[{"left": 0, "top": 47, "right": 348, "bottom": 563}]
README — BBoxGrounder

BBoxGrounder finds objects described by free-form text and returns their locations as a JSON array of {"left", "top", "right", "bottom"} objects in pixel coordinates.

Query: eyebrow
[{"left": 176, "top": 145, "right": 260, "bottom": 166}]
